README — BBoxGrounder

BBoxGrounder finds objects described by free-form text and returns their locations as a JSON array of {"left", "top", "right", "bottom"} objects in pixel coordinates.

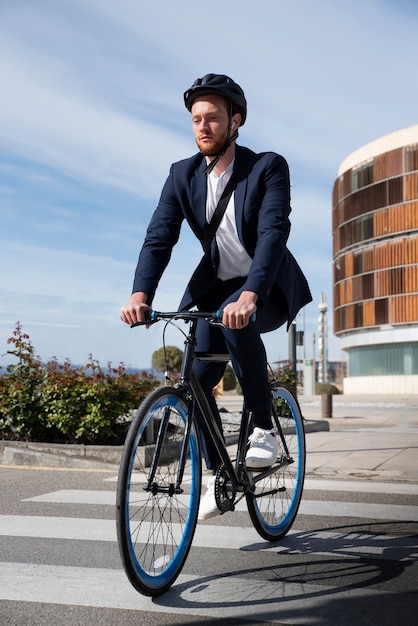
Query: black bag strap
[{"left": 202, "top": 173, "right": 237, "bottom": 254}]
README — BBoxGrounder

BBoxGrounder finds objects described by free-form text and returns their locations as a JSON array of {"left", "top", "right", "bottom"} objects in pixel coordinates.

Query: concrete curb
[
  {"left": 0, "top": 440, "right": 122, "bottom": 469},
  {"left": 0, "top": 418, "right": 329, "bottom": 470}
]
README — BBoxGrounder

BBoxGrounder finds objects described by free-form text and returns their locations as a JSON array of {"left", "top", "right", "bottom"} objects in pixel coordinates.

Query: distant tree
[{"left": 152, "top": 346, "right": 183, "bottom": 373}]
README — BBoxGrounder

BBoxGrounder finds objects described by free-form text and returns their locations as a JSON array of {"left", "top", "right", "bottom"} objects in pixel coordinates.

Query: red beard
[{"left": 195, "top": 129, "right": 228, "bottom": 156}]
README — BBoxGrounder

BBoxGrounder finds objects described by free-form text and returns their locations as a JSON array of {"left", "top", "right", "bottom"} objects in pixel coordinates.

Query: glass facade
[{"left": 349, "top": 342, "right": 418, "bottom": 376}]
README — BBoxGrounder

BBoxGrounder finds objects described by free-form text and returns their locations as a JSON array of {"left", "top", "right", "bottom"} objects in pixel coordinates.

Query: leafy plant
[
  {"left": 0, "top": 322, "right": 47, "bottom": 440},
  {"left": 271, "top": 362, "right": 297, "bottom": 397},
  {"left": 0, "top": 322, "right": 158, "bottom": 443},
  {"left": 269, "top": 362, "right": 298, "bottom": 415}
]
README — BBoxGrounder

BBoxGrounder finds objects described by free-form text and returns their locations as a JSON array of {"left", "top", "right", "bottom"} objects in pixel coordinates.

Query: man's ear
[{"left": 232, "top": 113, "right": 242, "bottom": 129}]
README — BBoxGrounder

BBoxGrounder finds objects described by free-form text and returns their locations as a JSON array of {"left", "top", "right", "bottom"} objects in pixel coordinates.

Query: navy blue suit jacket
[{"left": 133, "top": 145, "right": 312, "bottom": 331}]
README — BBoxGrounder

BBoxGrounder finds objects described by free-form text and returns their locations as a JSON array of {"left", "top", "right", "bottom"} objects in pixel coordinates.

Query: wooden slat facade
[{"left": 333, "top": 141, "right": 418, "bottom": 335}]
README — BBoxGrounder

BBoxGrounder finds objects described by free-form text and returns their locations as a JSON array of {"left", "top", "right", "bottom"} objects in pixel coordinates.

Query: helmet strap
[
  {"left": 202, "top": 102, "right": 239, "bottom": 175},
  {"left": 203, "top": 128, "right": 239, "bottom": 175}
]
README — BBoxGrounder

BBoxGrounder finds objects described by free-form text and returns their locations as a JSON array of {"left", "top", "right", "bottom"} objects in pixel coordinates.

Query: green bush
[
  {"left": 272, "top": 363, "right": 297, "bottom": 396},
  {"left": 0, "top": 323, "right": 47, "bottom": 441},
  {"left": 0, "top": 322, "right": 158, "bottom": 444},
  {"left": 315, "top": 383, "right": 340, "bottom": 395}
]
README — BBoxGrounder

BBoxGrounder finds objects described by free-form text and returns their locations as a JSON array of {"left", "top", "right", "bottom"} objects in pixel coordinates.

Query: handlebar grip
[
  {"left": 130, "top": 309, "right": 158, "bottom": 328},
  {"left": 214, "top": 310, "right": 256, "bottom": 323}
]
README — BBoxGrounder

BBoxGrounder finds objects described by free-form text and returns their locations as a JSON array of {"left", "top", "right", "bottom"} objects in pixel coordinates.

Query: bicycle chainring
[{"left": 214, "top": 464, "right": 236, "bottom": 513}]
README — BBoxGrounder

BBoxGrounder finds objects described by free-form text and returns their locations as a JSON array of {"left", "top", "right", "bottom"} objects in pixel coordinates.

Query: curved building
[{"left": 332, "top": 125, "right": 418, "bottom": 394}]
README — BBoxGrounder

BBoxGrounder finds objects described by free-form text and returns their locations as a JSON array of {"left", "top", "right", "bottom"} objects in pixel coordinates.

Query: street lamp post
[{"left": 317, "top": 292, "right": 328, "bottom": 384}]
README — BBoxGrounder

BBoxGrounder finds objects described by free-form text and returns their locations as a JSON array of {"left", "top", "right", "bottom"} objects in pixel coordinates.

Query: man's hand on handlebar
[
  {"left": 221, "top": 290, "right": 258, "bottom": 330},
  {"left": 121, "top": 290, "right": 258, "bottom": 329},
  {"left": 120, "top": 292, "right": 151, "bottom": 326}
]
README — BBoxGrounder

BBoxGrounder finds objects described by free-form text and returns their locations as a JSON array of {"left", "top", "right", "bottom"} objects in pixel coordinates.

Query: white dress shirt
[{"left": 206, "top": 160, "right": 252, "bottom": 280}]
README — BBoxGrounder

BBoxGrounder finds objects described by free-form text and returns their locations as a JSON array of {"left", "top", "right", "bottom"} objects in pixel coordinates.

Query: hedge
[{"left": 0, "top": 322, "right": 158, "bottom": 444}]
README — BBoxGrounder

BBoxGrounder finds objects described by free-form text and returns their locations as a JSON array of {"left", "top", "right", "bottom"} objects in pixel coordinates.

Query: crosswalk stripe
[
  {"left": 0, "top": 515, "right": 115, "bottom": 542},
  {"left": 300, "top": 500, "right": 418, "bottom": 521},
  {"left": 104, "top": 474, "right": 418, "bottom": 495},
  {"left": 0, "top": 560, "right": 409, "bottom": 623},
  {"left": 1, "top": 515, "right": 417, "bottom": 561},
  {"left": 23, "top": 489, "right": 418, "bottom": 521},
  {"left": 303, "top": 478, "right": 418, "bottom": 495}
]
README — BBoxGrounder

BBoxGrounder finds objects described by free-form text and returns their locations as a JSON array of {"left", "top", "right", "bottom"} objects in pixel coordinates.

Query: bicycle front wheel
[
  {"left": 246, "top": 383, "right": 306, "bottom": 541},
  {"left": 116, "top": 386, "right": 201, "bottom": 596}
]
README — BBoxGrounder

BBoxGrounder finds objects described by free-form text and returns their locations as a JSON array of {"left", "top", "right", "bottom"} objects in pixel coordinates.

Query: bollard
[{"left": 321, "top": 394, "right": 333, "bottom": 418}]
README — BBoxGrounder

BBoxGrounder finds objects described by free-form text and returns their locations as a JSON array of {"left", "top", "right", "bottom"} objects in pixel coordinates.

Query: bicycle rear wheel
[
  {"left": 246, "top": 382, "right": 305, "bottom": 541},
  {"left": 116, "top": 386, "right": 201, "bottom": 596}
]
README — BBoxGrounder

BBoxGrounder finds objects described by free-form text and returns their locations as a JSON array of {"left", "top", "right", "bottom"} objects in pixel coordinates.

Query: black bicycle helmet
[{"left": 184, "top": 73, "right": 247, "bottom": 125}]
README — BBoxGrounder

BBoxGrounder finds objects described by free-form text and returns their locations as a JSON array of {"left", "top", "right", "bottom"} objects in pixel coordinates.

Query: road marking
[
  {"left": 1, "top": 515, "right": 417, "bottom": 561},
  {"left": 303, "top": 478, "right": 418, "bottom": 495},
  {"left": 23, "top": 489, "right": 418, "bottom": 521},
  {"left": 104, "top": 473, "right": 418, "bottom": 495},
  {"left": 0, "top": 560, "right": 410, "bottom": 622}
]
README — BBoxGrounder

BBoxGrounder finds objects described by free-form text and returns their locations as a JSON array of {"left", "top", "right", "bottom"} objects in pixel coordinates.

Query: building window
[
  {"left": 388, "top": 176, "right": 403, "bottom": 204},
  {"left": 354, "top": 302, "right": 363, "bottom": 327},
  {"left": 389, "top": 268, "right": 404, "bottom": 295},
  {"left": 353, "top": 251, "right": 362, "bottom": 275},
  {"left": 352, "top": 162, "right": 374, "bottom": 191},
  {"left": 362, "top": 273, "right": 374, "bottom": 299},
  {"left": 405, "top": 145, "right": 418, "bottom": 173},
  {"left": 375, "top": 298, "right": 388, "bottom": 324}
]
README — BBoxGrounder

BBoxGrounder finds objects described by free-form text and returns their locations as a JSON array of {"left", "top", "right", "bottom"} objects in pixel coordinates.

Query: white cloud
[{"left": 0, "top": 54, "right": 191, "bottom": 197}]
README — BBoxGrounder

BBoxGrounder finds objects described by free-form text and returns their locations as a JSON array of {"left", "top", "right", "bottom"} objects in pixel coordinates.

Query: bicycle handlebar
[{"left": 130, "top": 309, "right": 256, "bottom": 328}]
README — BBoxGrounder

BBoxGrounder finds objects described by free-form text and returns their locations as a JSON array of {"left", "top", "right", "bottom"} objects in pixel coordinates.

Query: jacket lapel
[
  {"left": 233, "top": 146, "right": 249, "bottom": 246},
  {"left": 190, "top": 159, "right": 208, "bottom": 232}
]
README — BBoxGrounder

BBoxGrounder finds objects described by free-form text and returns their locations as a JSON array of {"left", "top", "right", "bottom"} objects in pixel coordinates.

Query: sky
[{"left": 1, "top": 0, "right": 418, "bottom": 372}]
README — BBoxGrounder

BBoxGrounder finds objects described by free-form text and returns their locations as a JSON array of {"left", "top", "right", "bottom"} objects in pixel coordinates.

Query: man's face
[{"left": 191, "top": 94, "right": 229, "bottom": 156}]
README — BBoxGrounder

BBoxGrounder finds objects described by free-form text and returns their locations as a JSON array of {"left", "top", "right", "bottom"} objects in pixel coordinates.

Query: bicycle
[{"left": 116, "top": 310, "right": 306, "bottom": 597}]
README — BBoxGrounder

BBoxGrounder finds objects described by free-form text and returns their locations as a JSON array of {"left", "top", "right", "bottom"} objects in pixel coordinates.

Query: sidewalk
[
  {"left": 1, "top": 393, "right": 417, "bottom": 483},
  {"left": 300, "top": 393, "right": 418, "bottom": 483}
]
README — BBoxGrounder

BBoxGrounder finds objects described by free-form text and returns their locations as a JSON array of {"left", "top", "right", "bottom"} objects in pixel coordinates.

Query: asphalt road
[{"left": 1, "top": 452, "right": 417, "bottom": 625}]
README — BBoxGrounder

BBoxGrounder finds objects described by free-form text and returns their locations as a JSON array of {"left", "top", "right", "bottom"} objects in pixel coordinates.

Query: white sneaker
[
  {"left": 246, "top": 427, "right": 279, "bottom": 469},
  {"left": 198, "top": 476, "right": 220, "bottom": 520}
]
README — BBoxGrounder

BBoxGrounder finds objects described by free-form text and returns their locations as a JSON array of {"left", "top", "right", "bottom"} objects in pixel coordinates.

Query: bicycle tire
[
  {"left": 246, "top": 382, "right": 306, "bottom": 541},
  {"left": 116, "top": 386, "right": 201, "bottom": 596}
]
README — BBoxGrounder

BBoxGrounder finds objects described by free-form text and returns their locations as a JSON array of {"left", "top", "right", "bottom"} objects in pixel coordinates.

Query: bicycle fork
[{"left": 144, "top": 399, "right": 194, "bottom": 496}]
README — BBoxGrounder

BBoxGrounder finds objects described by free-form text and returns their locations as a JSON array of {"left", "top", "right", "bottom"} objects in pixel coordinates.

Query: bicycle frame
[
  {"left": 139, "top": 310, "right": 293, "bottom": 505},
  {"left": 168, "top": 312, "right": 288, "bottom": 501}
]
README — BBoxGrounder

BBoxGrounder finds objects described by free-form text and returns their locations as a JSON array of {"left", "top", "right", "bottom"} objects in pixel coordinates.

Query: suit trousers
[{"left": 192, "top": 277, "right": 287, "bottom": 471}]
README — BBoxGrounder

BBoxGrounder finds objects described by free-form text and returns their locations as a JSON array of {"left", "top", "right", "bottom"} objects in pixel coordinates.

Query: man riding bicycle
[{"left": 121, "top": 73, "right": 311, "bottom": 520}]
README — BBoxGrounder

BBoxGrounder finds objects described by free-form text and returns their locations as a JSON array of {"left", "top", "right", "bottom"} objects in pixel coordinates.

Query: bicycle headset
[{"left": 183, "top": 73, "right": 247, "bottom": 173}]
